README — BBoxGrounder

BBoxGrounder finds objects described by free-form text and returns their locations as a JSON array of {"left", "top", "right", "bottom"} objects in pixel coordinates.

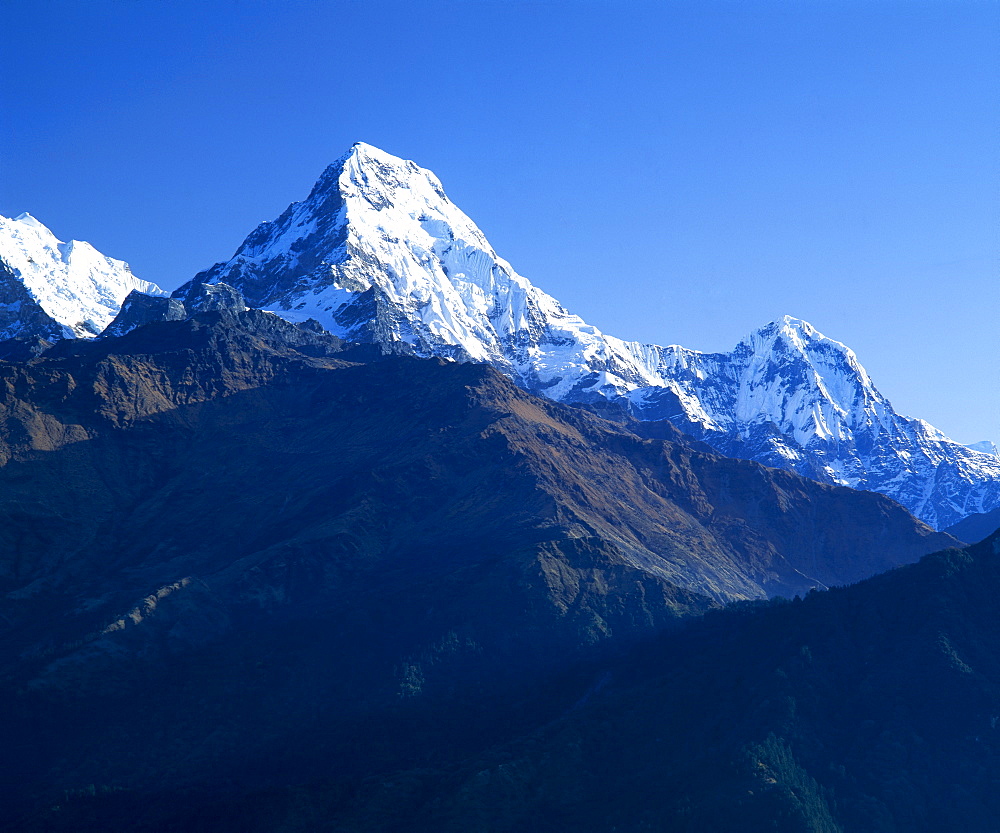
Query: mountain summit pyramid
[
  {"left": 57, "top": 142, "right": 977, "bottom": 531},
  {"left": 178, "top": 141, "right": 625, "bottom": 388}
]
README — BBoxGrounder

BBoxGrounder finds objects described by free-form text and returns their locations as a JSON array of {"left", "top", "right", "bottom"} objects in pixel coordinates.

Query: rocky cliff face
[{"left": 170, "top": 143, "right": 999, "bottom": 529}]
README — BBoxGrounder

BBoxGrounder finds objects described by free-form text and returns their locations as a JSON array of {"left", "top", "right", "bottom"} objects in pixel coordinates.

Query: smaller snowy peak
[
  {"left": 967, "top": 440, "right": 999, "bottom": 457},
  {"left": 0, "top": 213, "right": 167, "bottom": 340},
  {"left": 736, "top": 316, "right": 877, "bottom": 399},
  {"left": 742, "top": 317, "right": 880, "bottom": 411}
]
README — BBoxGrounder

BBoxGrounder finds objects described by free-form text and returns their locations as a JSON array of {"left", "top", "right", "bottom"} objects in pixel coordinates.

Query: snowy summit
[
  {"left": 169, "top": 142, "right": 1000, "bottom": 529},
  {"left": 0, "top": 212, "right": 166, "bottom": 340}
]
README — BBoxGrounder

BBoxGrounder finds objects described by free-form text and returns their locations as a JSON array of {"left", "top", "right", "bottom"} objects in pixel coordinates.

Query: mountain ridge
[
  {"left": 0, "top": 310, "right": 958, "bottom": 825},
  {"left": 170, "top": 143, "right": 1000, "bottom": 529},
  {"left": 0, "top": 212, "right": 166, "bottom": 339},
  {"left": 1, "top": 145, "right": 994, "bottom": 529}
]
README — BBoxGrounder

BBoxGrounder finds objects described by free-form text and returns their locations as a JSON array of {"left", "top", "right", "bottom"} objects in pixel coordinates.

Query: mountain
[
  {"left": 945, "top": 505, "right": 1000, "bottom": 544},
  {"left": 623, "top": 317, "right": 1000, "bottom": 531},
  {"left": 0, "top": 212, "right": 166, "bottom": 339},
  {"left": 967, "top": 440, "right": 999, "bottom": 457},
  {"left": 102, "top": 280, "right": 248, "bottom": 337},
  {"left": 297, "top": 532, "right": 1000, "bottom": 833},
  {"left": 0, "top": 311, "right": 954, "bottom": 827},
  {"left": 171, "top": 143, "right": 1000, "bottom": 529}
]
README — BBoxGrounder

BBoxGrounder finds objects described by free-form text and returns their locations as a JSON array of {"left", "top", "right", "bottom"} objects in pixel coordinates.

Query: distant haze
[{"left": 2, "top": 0, "right": 996, "bottom": 443}]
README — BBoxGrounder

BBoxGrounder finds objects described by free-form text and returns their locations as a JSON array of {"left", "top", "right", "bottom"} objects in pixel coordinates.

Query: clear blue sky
[{"left": 2, "top": 0, "right": 997, "bottom": 443}]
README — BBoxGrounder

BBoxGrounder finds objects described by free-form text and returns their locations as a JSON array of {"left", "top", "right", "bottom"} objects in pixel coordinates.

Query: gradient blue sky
[{"left": 2, "top": 0, "right": 997, "bottom": 442}]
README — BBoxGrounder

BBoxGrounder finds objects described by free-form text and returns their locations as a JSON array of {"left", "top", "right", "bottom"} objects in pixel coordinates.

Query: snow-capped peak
[
  {"left": 0, "top": 213, "right": 167, "bottom": 339},
  {"left": 347, "top": 140, "right": 422, "bottom": 168},
  {"left": 739, "top": 316, "right": 879, "bottom": 416},
  {"left": 967, "top": 440, "right": 999, "bottom": 457},
  {"left": 13, "top": 212, "right": 50, "bottom": 232},
  {"left": 179, "top": 143, "right": 613, "bottom": 383},
  {"left": 753, "top": 316, "right": 861, "bottom": 366},
  {"left": 777, "top": 313, "right": 817, "bottom": 336},
  {"left": 175, "top": 142, "right": 1000, "bottom": 529}
]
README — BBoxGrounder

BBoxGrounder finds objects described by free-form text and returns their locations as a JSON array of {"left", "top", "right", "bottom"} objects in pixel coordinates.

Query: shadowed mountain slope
[
  {"left": 351, "top": 533, "right": 1000, "bottom": 833},
  {"left": 130, "top": 535, "right": 1000, "bottom": 833},
  {"left": 0, "top": 313, "right": 954, "bottom": 825}
]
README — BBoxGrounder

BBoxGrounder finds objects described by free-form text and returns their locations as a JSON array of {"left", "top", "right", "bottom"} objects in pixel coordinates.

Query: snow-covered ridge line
[
  {"left": 0, "top": 212, "right": 166, "bottom": 339},
  {"left": 167, "top": 142, "right": 1000, "bottom": 529}
]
